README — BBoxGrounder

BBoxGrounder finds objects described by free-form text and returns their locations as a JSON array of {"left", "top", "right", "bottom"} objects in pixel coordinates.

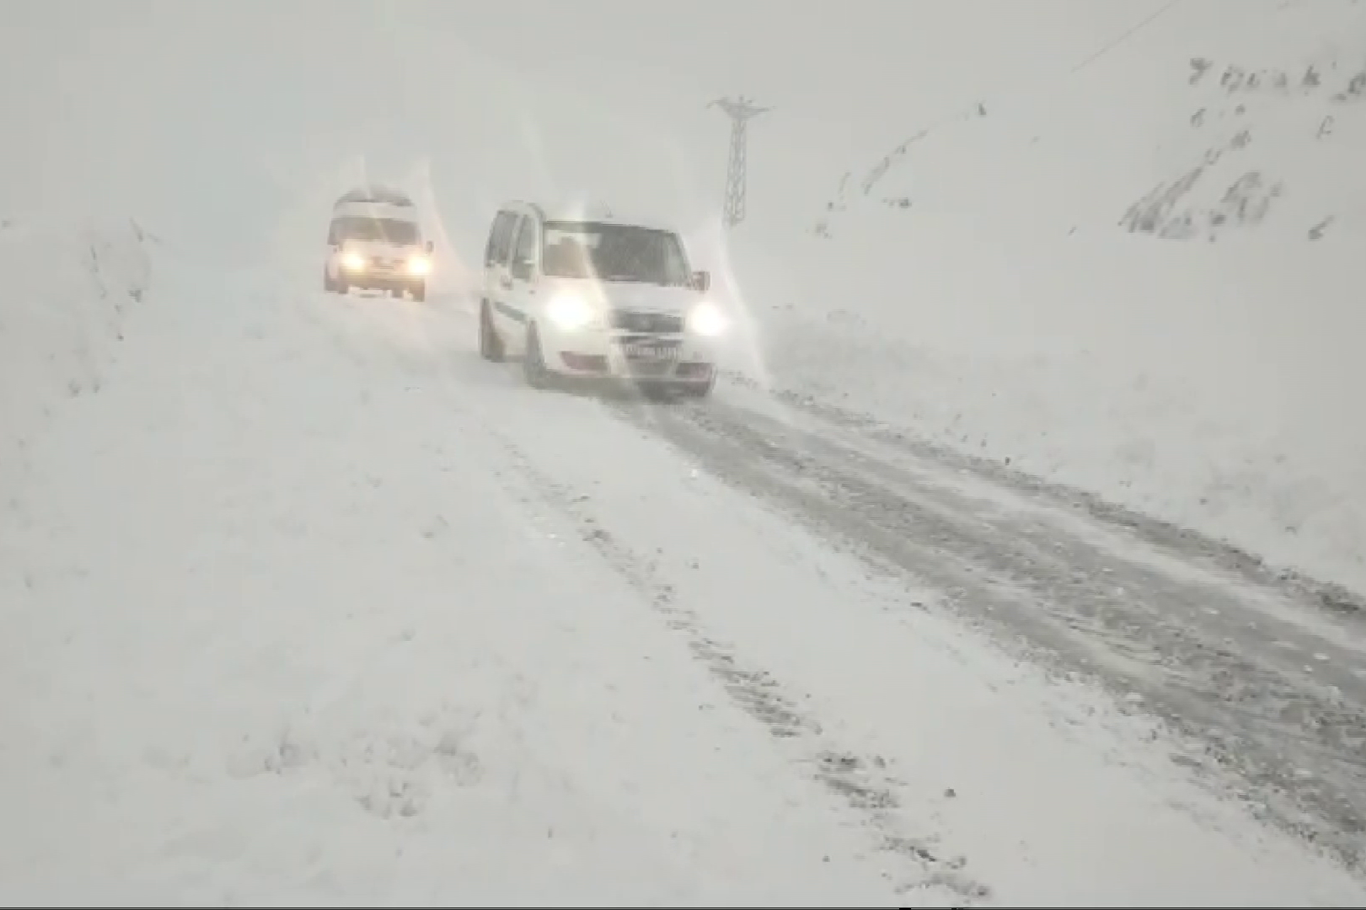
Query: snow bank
[
  {"left": 0, "top": 262, "right": 919, "bottom": 905},
  {"left": 0, "top": 220, "right": 150, "bottom": 488},
  {"left": 726, "top": 224, "right": 1366, "bottom": 593},
  {"left": 719, "top": 0, "right": 1366, "bottom": 594}
]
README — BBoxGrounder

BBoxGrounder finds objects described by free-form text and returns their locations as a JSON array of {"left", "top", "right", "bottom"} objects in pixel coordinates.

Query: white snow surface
[
  {"left": 0, "top": 234, "right": 1360, "bottom": 905},
  {"left": 5, "top": 0, "right": 1366, "bottom": 903},
  {"left": 9, "top": 0, "right": 1363, "bottom": 592}
]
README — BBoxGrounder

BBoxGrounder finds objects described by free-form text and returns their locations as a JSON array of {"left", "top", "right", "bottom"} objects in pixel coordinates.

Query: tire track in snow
[
  {"left": 756, "top": 383, "right": 1366, "bottom": 620},
  {"left": 602, "top": 391, "right": 1366, "bottom": 873},
  {"left": 486, "top": 434, "right": 992, "bottom": 905}
]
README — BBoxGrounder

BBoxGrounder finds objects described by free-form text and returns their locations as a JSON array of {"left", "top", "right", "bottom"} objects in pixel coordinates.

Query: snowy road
[
  {"left": 604, "top": 387, "right": 1366, "bottom": 869},
  {"left": 3, "top": 256, "right": 1365, "bottom": 905}
]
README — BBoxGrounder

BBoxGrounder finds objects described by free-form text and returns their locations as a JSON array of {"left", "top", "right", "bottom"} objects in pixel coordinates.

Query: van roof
[
  {"left": 500, "top": 198, "right": 678, "bottom": 233},
  {"left": 335, "top": 185, "right": 414, "bottom": 208}
]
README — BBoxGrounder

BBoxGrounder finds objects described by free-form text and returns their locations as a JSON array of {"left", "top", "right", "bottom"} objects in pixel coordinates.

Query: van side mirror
[
  {"left": 511, "top": 256, "right": 534, "bottom": 282},
  {"left": 691, "top": 270, "right": 710, "bottom": 292},
  {"left": 425, "top": 240, "right": 434, "bottom": 253}
]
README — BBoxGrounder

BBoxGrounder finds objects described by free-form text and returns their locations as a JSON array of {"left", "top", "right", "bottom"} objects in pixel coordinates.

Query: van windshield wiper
[{"left": 601, "top": 274, "right": 663, "bottom": 284}]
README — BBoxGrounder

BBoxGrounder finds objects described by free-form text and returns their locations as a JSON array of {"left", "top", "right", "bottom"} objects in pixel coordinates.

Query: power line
[
  {"left": 849, "top": 0, "right": 1194, "bottom": 197},
  {"left": 1068, "top": 0, "right": 1187, "bottom": 76}
]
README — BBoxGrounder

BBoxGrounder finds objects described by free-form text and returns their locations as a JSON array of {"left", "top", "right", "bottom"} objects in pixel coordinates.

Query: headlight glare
[
  {"left": 546, "top": 293, "right": 595, "bottom": 330},
  {"left": 687, "top": 301, "right": 727, "bottom": 336}
]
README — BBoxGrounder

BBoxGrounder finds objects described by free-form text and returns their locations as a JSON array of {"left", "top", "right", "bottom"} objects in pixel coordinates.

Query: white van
[
  {"left": 322, "top": 187, "right": 432, "bottom": 301},
  {"left": 478, "top": 200, "right": 725, "bottom": 397}
]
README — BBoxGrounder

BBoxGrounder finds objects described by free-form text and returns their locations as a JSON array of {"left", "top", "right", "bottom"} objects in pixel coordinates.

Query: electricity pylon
[{"left": 709, "top": 96, "right": 769, "bottom": 227}]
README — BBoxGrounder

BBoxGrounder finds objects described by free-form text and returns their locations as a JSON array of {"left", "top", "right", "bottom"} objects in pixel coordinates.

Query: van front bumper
[
  {"left": 343, "top": 272, "right": 423, "bottom": 292},
  {"left": 547, "top": 329, "right": 719, "bottom": 384}
]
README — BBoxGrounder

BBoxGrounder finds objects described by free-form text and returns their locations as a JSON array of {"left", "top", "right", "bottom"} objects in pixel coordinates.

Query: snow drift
[{"left": 0, "top": 219, "right": 151, "bottom": 488}]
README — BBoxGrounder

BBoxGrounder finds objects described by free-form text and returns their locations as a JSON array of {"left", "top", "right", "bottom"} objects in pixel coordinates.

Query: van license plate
[{"left": 623, "top": 342, "right": 679, "bottom": 361}]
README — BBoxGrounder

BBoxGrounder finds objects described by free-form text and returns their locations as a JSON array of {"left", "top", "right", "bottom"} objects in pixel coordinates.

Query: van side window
[
  {"left": 486, "top": 211, "right": 515, "bottom": 266},
  {"left": 512, "top": 217, "right": 537, "bottom": 266},
  {"left": 483, "top": 214, "right": 497, "bottom": 265},
  {"left": 498, "top": 215, "right": 521, "bottom": 265},
  {"left": 484, "top": 213, "right": 499, "bottom": 265}
]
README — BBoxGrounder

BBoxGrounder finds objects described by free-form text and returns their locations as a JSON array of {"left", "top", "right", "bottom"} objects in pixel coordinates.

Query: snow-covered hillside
[
  {"left": 721, "top": 0, "right": 1366, "bottom": 595},
  {"left": 812, "top": 0, "right": 1366, "bottom": 241}
]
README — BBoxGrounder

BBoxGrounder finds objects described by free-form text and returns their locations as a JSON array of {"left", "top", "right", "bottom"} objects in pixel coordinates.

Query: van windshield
[
  {"left": 541, "top": 221, "right": 691, "bottom": 286},
  {"left": 332, "top": 217, "right": 420, "bottom": 245}
]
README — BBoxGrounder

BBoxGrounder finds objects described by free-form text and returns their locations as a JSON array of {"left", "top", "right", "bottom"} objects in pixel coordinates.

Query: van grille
[{"left": 609, "top": 310, "right": 684, "bottom": 333}]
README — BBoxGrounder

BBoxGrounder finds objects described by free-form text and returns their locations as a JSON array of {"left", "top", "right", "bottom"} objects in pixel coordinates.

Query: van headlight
[
  {"left": 687, "top": 301, "right": 727, "bottom": 336},
  {"left": 341, "top": 250, "right": 367, "bottom": 272},
  {"left": 546, "top": 292, "right": 595, "bottom": 330},
  {"left": 407, "top": 254, "right": 431, "bottom": 276}
]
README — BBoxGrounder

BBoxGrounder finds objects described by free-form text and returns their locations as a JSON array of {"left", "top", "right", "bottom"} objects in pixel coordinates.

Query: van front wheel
[
  {"left": 523, "top": 323, "right": 555, "bottom": 390},
  {"left": 479, "top": 301, "right": 505, "bottom": 362}
]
